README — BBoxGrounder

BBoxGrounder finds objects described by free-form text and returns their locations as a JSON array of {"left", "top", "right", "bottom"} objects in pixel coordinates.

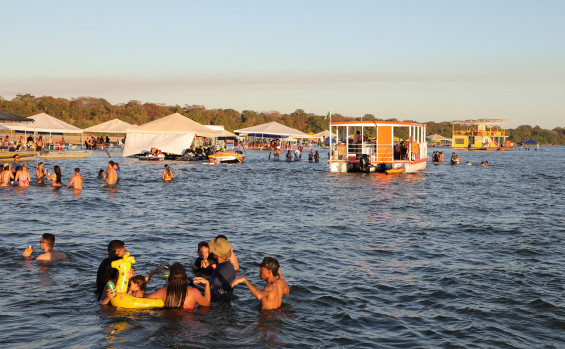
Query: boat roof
[
  {"left": 451, "top": 119, "right": 508, "bottom": 126},
  {"left": 329, "top": 120, "right": 426, "bottom": 127}
]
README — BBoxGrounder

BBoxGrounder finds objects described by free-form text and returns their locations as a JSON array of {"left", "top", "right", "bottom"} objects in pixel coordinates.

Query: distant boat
[
  {"left": 39, "top": 150, "right": 93, "bottom": 159},
  {"left": 208, "top": 151, "right": 245, "bottom": 163}
]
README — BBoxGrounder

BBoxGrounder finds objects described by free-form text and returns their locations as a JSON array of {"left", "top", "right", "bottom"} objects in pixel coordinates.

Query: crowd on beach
[{"left": 22, "top": 234, "right": 290, "bottom": 310}]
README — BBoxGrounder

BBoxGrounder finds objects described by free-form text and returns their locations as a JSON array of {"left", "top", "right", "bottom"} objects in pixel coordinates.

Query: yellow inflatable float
[{"left": 109, "top": 253, "right": 164, "bottom": 309}]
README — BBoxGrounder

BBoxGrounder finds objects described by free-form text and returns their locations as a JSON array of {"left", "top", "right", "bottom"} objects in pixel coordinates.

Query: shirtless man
[
  {"left": 22, "top": 233, "right": 66, "bottom": 261},
  {"left": 65, "top": 168, "right": 83, "bottom": 189},
  {"left": 101, "top": 161, "right": 117, "bottom": 187},
  {"left": 231, "top": 257, "right": 289, "bottom": 310},
  {"left": 0, "top": 163, "right": 14, "bottom": 186}
]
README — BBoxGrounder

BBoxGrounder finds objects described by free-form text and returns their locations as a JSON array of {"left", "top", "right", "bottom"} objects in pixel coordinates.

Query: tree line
[{"left": 1, "top": 94, "right": 564, "bottom": 145}]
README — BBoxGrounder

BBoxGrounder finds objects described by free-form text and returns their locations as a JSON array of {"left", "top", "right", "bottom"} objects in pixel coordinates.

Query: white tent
[
  {"left": 312, "top": 130, "right": 335, "bottom": 140},
  {"left": 1, "top": 113, "right": 83, "bottom": 134},
  {"left": 123, "top": 113, "right": 221, "bottom": 157},
  {"left": 234, "top": 121, "right": 310, "bottom": 138},
  {"left": 83, "top": 119, "right": 135, "bottom": 133}
]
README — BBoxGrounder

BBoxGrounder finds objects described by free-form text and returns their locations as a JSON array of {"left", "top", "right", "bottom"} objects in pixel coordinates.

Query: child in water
[{"left": 128, "top": 275, "right": 147, "bottom": 297}]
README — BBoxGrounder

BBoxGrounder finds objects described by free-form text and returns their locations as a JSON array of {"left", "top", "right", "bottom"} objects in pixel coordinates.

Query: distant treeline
[{"left": 1, "top": 94, "right": 564, "bottom": 145}]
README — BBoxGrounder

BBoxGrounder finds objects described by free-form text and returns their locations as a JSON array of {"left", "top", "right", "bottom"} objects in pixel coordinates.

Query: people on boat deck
[
  {"left": 0, "top": 164, "right": 14, "bottom": 186},
  {"left": 47, "top": 165, "right": 62, "bottom": 187},
  {"left": 194, "top": 241, "right": 216, "bottom": 276},
  {"left": 162, "top": 164, "right": 173, "bottom": 181},
  {"left": 208, "top": 237, "right": 236, "bottom": 297},
  {"left": 232, "top": 257, "right": 289, "bottom": 310},
  {"left": 146, "top": 263, "right": 211, "bottom": 309},
  {"left": 65, "top": 168, "right": 83, "bottom": 189},
  {"left": 101, "top": 161, "right": 117, "bottom": 187},
  {"left": 14, "top": 163, "right": 31, "bottom": 187},
  {"left": 22, "top": 233, "right": 66, "bottom": 261}
]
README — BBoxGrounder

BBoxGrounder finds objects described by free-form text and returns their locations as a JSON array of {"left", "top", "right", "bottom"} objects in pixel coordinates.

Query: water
[{"left": 1, "top": 147, "right": 564, "bottom": 348}]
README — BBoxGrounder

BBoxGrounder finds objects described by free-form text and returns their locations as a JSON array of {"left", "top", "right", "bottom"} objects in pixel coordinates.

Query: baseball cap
[{"left": 256, "top": 257, "right": 279, "bottom": 273}]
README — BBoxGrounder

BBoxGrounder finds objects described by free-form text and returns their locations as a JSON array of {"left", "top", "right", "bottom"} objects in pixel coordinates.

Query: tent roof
[
  {"left": 312, "top": 130, "right": 335, "bottom": 138},
  {"left": 1, "top": 113, "right": 83, "bottom": 134},
  {"left": 522, "top": 139, "right": 538, "bottom": 145},
  {"left": 428, "top": 133, "right": 451, "bottom": 141},
  {"left": 234, "top": 121, "right": 310, "bottom": 138},
  {"left": 83, "top": 119, "right": 135, "bottom": 133},
  {"left": 0, "top": 110, "right": 33, "bottom": 123},
  {"left": 128, "top": 113, "right": 221, "bottom": 137}
]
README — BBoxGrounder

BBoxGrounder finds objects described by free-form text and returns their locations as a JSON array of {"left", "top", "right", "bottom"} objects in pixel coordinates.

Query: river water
[{"left": 0, "top": 147, "right": 563, "bottom": 348}]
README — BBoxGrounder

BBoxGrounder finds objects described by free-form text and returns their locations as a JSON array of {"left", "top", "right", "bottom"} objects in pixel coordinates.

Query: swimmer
[
  {"left": 194, "top": 241, "right": 216, "bottom": 276},
  {"left": 14, "top": 163, "right": 31, "bottom": 187},
  {"left": 314, "top": 150, "right": 320, "bottom": 163},
  {"left": 97, "top": 169, "right": 105, "bottom": 178},
  {"left": 215, "top": 234, "right": 239, "bottom": 271},
  {"left": 101, "top": 161, "right": 117, "bottom": 187},
  {"left": 466, "top": 161, "right": 472, "bottom": 165},
  {"left": 146, "top": 263, "right": 211, "bottom": 309},
  {"left": 65, "top": 168, "right": 83, "bottom": 189},
  {"left": 22, "top": 233, "right": 67, "bottom": 261},
  {"left": 0, "top": 163, "right": 14, "bottom": 186},
  {"left": 47, "top": 165, "right": 62, "bottom": 187},
  {"left": 231, "top": 257, "right": 289, "bottom": 310},
  {"left": 36, "top": 162, "right": 47, "bottom": 184},
  {"left": 162, "top": 164, "right": 173, "bottom": 181}
]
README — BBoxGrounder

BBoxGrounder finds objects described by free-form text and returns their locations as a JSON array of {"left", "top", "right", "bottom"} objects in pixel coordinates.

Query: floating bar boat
[
  {"left": 451, "top": 119, "right": 511, "bottom": 151},
  {"left": 328, "top": 121, "right": 428, "bottom": 173}
]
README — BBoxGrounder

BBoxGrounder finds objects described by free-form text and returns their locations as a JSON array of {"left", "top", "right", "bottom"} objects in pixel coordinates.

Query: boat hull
[
  {"left": 0, "top": 151, "right": 38, "bottom": 159},
  {"left": 208, "top": 152, "right": 245, "bottom": 163},
  {"left": 40, "top": 150, "right": 93, "bottom": 159}
]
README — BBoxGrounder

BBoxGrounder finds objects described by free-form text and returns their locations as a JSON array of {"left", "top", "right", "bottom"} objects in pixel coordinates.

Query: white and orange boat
[
  {"left": 328, "top": 120, "right": 428, "bottom": 173},
  {"left": 208, "top": 151, "right": 245, "bottom": 163}
]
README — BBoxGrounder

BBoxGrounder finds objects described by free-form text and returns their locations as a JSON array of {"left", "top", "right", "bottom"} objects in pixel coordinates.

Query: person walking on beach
[
  {"left": 231, "top": 257, "right": 289, "bottom": 310},
  {"left": 22, "top": 233, "right": 66, "bottom": 261},
  {"left": 65, "top": 168, "right": 83, "bottom": 189},
  {"left": 101, "top": 161, "right": 117, "bottom": 187}
]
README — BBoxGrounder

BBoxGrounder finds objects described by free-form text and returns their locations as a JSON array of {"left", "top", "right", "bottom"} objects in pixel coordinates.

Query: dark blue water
[{"left": 1, "top": 147, "right": 564, "bottom": 348}]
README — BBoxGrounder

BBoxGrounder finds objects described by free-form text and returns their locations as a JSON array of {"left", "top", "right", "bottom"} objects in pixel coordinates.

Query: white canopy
[
  {"left": 234, "top": 121, "right": 310, "bottom": 138},
  {"left": 312, "top": 130, "right": 335, "bottom": 140},
  {"left": 123, "top": 113, "right": 221, "bottom": 157},
  {"left": 83, "top": 119, "right": 135, "bottom": 133},
  {"left": 0, "top": 113, "right": 83, "bottom": 134}
]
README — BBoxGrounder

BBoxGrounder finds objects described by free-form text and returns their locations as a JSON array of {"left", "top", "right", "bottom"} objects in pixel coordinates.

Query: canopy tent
[
  {"left": 234, "top": 121, "right": 310, "bottom": 138},
  {"left": 312, "top": 130, "right": 335, "bottom": 140},
  {"left": 428, "top": 134, "right": 451, "bottom": 141},
  {"left": 0, "top": 113, "right": 83, "bottom": 134},
  {"left": 522, "top": 139, "right": 538, "bottom": 145},
  {"left": 123, "top": 113, "right": 221, "bottom": 157},
  {"left": 0, "top": 110, "right": 34, "bottom": 123},
  {"left": 83, "top": 119, "right": 135, "bottom": 133}
]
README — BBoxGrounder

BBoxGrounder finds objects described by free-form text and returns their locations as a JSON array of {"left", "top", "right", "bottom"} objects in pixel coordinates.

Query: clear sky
[{"left": 1, "top": 0, "right": 563, "bottom": 129}]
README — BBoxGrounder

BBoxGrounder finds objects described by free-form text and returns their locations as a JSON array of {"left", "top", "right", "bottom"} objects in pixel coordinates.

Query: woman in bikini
[
  {"left": 15, "top": 163, "right": 31, "bottom": 187},
  {"left": 146, "top": 263, "right": 210, "bottom": 309},
  {"left": 162, "top": 164, "right": 173, "bottom": 182},
  {"left": 36, "top": 162, "right": 47, "bottom": 184},
  {"left": 47, "top": 165, "right": 62, "bottom": 187}
]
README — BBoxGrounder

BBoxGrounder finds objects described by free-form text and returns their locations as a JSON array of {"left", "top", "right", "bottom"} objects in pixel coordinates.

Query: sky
[{"left": 1, "top": 0, "right": 564, "bottom": 129}]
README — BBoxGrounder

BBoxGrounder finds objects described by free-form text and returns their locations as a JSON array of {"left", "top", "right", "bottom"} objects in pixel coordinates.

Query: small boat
[
  {"left": 139, "top": 153, "right": 165, "bottom": 161},
  {"left": 208, "top": 151, "right": 245, "bottom": 163},
  {"left": 0, "top": 151, "right": 38, "bottom": 160},
  {"left": 39, "top": 150, "right": 92, "bottom": 159},
  {"left": 386, "top": 167, "right": 405, "bottom": 175}
]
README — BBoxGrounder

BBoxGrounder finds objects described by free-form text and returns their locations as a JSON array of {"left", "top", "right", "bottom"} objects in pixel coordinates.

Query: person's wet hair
[
  {"left": 165, "top": 263, "right": 189, "bottom": 308},
  {"left": 107, "top": 240, "right": 125, "bottom": 257},
  {"left": 41, "top": 233, "right": 55, "bottom": 247},
  {"left": 129, "top": 275, "right": 147, "bottom": 291}
]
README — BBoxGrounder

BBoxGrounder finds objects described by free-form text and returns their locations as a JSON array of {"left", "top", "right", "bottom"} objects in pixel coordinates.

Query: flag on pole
[{"left": 324, "top": 111, "right": 331, "bottom": 120}]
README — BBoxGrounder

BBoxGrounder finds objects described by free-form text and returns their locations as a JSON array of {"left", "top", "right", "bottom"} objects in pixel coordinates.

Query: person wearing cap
[
  {"left": 231, "top": 257, "right": 289, "bottom": 310},
  {"left": 208, "top": 237, "right": 236, "bottom": 297}
]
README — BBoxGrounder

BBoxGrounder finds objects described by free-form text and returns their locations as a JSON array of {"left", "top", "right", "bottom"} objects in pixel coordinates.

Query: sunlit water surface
[{"left": 1, "top": 147, "right": 564, "bottom": 348}]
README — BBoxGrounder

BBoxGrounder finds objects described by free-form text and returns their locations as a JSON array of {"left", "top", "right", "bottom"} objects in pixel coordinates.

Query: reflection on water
[{"left": 0, "top": 148, "right": 564, "bottom": 347}]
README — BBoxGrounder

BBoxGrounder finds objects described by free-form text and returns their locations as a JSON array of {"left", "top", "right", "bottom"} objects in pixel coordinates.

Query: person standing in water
[
  {"left": 65, "top": 168, "right": 83, "bottom": 189},
  {"left": 101, "top": 161, "right": 117, "bottom": 187},
  {"left": 231, "top": 257, "right": 289, "bottom": 310},
  {"left": 47, "top": 165, "right": 62, "bottom": 187},
  {"left": 22, "top": 233, "right": 66, "bottom": 261},
  {"left": 14, "top": 163, "right": 31, "bottom": 187},
  {"left": 162, "top": 164, "right": 173, "bottom": 181}
]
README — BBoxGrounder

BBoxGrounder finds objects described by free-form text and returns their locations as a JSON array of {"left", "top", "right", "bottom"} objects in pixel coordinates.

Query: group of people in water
[
  {"left": 430, "top": 151, "right": 491, "bottom": 166},
  {"left": 272, "top": 146, "right": 321, "bottom": 163},
  {"left": 22, "top": 234, "right": 290, "bottom": 310}
]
